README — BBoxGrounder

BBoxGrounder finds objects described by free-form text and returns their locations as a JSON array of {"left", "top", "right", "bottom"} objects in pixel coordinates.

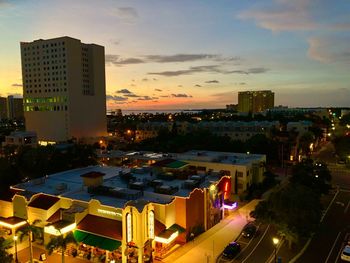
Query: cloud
[
  {"left": 194, "top": 84, "right": 202, "bottom": 87},
  {"left": 144, "top": 54, "right": 234, "bottom": 63},
  {"left": 148, "top": 64, "right": 269, "bottom": 77},
  {"left": 205, "top": 80, "right": 219, "bottom": 84},
  {"left": 116, "top": 89, "right": 132, "bottom": 94},
  {"left": 137, "top": 96, "right": 158, "bottom": 101},
  {"left": 106, "top": 95, "right": 128, "bottom": 101},
  {"left": 237, "top": 0, "right": 316, "bottom": 32},
  {"left": 0, "top": 0, "right": 11, "bottom": 7},
  {"left": 110, "top": 7, "right": 138, "bottom": 24},
  {"left": 227, "top": 67, "right": 269, "bottom": 74},
  {"left": 307, "top": 36, "right": 350, "bottom": 63},
  {"left": 11, "top": 83, "right": 22, "bottom": 87},
  {"left": 105, "top": 55, "right": 144, "bottom": 66},
  {"left": 172, "top": 93, "right": 193, "bottom": 98},
  {"left": 155, "top": 89, "right": 162, "bottom": 92},
  {"left": 124, "top": 93, "right": 140, "bottom": 98},
  {"left": 160, "top": 95, "right": 170, "bottom": 98},
  {"left": 148, "top": 65, "right": 221, "bottom": 77},
  {"left": 110, "top": 39, "right": 121, "bottom": 45},
  {"left": 142, "top": 78, "right": 148, "bottom": 82},
  {"left": 105, "top": 53, "right": 240, "bottom": 67}
]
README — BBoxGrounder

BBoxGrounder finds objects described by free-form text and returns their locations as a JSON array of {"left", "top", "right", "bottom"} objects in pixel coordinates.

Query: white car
[{"left": 341, "top": 245, "right": 350, "bottom": 261}]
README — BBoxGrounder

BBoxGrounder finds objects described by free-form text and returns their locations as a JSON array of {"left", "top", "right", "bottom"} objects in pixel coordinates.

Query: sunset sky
[{"left": 1, "top": 0, "right": 350, "bottom": 110}]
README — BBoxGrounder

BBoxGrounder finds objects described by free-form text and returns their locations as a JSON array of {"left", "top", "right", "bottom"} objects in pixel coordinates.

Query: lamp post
[
  {"left": 272, "top": 237, "right": 279, "bottom": 263},
  {"left": 13, "top": 235, "right": 18, "bottom": 263}
]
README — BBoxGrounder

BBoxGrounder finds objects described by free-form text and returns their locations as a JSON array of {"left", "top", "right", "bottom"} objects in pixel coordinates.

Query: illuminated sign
[
  {"left": 223, "top": 202, "right": 238, "bottom": 210},
  {"left": 126, "top": 213, "right": 132, "bottom": 243},
  {"left": 155, "top": 231, "right": 179, "bottom": 244},
  {"left": 44, "top": 223, "right": 76, "bottom": 236},
  {"left": 148, "top": 211, "right": 154, "bottom": 239},
  {"left": 97, "top": 209, "right": 122, "bottom": 218},
  {"left": 224, "top": 182, "right": 228, "bottom": 192}
]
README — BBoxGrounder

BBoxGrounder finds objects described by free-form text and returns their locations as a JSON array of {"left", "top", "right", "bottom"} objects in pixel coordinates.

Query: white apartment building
[{"left": 21, "top": 37, "right": 107, "bottom": 142}]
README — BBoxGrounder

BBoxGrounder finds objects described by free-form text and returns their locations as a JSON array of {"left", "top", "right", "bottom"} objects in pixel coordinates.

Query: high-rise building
[
  {"left": 0, "top": 97, "right": 7, "bottom": 120},
  {"left": 20, "top": 37, "right": 107, "bottom": 142},
  {"left": 7, "top": 95, "right": 24, "bottom": 120},
  {"left": 238, "top": 90, "right": 274, "bottom": 113}
]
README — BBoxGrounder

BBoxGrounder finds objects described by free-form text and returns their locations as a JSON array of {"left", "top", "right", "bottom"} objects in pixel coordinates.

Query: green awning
[
  {"left": 169, "top": 224, "right": 185, "bottom": 233},
  {"left": 74, "top": 230, "right": 121, "bottom": 251},
  {"left": 166, "top": 160, "right": 188, "bottom": 169}
]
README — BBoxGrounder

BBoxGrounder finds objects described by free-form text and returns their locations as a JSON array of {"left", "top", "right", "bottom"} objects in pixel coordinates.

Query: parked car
[
  {"left": 222, "top": 242, "right": 241, "bottom": 260},
  {"left": 242, "top": 223, "right": 257, "bottom": 238},
  {"left": 341, "top": 244, "right": 350, "bottom": 261}
]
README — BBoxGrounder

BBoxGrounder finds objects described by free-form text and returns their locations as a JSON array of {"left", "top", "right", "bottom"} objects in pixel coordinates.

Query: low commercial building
[
  {"left": 2, "top": 163, "right": 235, "bottom": 262},
  {"left": 175, "top": 150, "right": 266, "bottom": 195},
  {"left": 2, "top": 131, "right": 37, "bottom": 148}
]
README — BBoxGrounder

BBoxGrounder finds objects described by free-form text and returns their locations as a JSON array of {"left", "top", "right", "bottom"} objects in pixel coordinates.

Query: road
[
  {"left": 295, "top": 189, "right": 350, "bottom": 263},
  {"left": 216, "top": 223, "right": 283, "bottom": 263}
]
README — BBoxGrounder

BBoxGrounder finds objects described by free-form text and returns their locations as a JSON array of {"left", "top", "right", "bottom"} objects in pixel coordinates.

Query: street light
[
  {"left": 13, "top": 235, "right": 18, "bottom": 263},
  {"left": 272, "top": 237, "right": 279, "bottom": 263}
]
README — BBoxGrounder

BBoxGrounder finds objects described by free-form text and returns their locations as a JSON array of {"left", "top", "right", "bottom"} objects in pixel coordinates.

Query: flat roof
[
  {"left": 175, "top": 150, "right": 265, "bottom": 165},
  {"left": 13, "top": 165, "right": 224, "bottom": 208}
]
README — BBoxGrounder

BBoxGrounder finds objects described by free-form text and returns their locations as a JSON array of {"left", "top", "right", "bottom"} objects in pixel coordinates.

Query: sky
[{"left": 0, "top": 0, "right": 350, "bottom": 110}]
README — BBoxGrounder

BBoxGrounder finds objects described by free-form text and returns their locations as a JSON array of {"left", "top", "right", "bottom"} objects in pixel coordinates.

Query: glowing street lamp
[{"left": 272, "top": 237, "right": 279, "bottom": 263}]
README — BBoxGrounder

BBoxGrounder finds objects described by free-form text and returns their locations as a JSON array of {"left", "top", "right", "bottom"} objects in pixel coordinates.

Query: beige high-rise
[
  {"left": 238, "top": 90, "right": 274, "bottom": 113},
  {"left": 20, "top": 37, "right": 107, "bottom": 142}
]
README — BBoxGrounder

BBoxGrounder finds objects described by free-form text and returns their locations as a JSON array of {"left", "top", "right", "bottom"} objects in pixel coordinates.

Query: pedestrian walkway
[
  {"left": 162, "top": 201, "right": 259, "bottom": 263},
  {"left": 17, "top": 246, "right": 88, "bottom": 263}
]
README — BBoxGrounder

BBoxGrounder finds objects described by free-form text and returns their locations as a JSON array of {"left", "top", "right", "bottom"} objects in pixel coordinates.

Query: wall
[
  {"left": 12, "top": 195, "right": 28, "bottom": 219},
  {"left": 0, "top": 200, "right": 13, "bottom": 217},
  {"left": 88, "top": 199, "right": 123, "bottom": 221},
  {"left": 185, "top": 189, "right": 204, "bottom": 235}
]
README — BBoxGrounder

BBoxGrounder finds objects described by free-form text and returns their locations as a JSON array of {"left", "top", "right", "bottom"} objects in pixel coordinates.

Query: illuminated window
[
  {"left": 148, "top": 211, "right": 154, "bottom": 239},
  {"left": 126, "top": 213, "right": 132, "bottom": 243}
]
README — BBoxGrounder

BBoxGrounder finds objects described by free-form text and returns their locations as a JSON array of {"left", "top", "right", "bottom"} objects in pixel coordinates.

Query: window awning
[{"left": 74, "top": 230, "right": 121, "bottom": 251}]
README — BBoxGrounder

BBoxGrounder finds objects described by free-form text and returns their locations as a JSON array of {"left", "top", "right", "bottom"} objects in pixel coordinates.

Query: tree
[
  {"left": 0, "top": 237, "right": 13, "bottom": 263},
  {"left": 18, "top": 219, "right": 42, "bottom": 263},
  {"left": 251, "top": 184, "right": 322, "bottom": 248},
  {"left": 290, "top": 160, "right": 331, "bottom": 195},
  {"left": 46, "top": 232, "right": 77, "bottom": 263},
  {"left": 298, "top": 131, "right": 315, "bottom": 156}
]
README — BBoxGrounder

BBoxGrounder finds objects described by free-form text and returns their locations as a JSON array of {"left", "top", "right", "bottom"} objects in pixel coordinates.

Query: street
[{"left": 296, "top": 189, "right": 350, "bottom": 263}]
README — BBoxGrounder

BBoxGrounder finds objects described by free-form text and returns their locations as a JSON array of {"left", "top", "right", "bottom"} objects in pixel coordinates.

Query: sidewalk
[
  {"left": 17, "top": 246, "right": 89, "bottom": 263},
  {"left": 162, "top": 201, "right": 259, "bottom": 263}
]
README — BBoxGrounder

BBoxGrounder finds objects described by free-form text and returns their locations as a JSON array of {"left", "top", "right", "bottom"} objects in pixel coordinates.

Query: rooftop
[
  {"left": 28, "top": 194, "right": 60, "bottom": 210},
  {"left": 13, "top": 151, "right": 264, "bottom": 209},
  {"left": 13, "top": 165, "right": 223, "bottom": 209}
]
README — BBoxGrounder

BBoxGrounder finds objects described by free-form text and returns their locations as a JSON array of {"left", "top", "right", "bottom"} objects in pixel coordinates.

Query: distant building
[
  {"left": 7, "top": 96, "right": 24, "bottom": 120},
  {"left": 0, "top": 97, "right": 7, "bottom": 120},
  {"left": 135, "top": 121, "right": 279, "bottom": 142},
  {"left": 2, "top": 131, "right": 37, "bottom": 148},
  {"left": 238, "top": 90, "right": 274, "bottom": 113},
  {"left": 226, "top": 104, "right": 237, "bottom": 111},
  {"left": 21, "top": 36, "right": 107, "bottom": 143},
  {"left": 135, "top": 122, "right": 172, "bottom": 142}
]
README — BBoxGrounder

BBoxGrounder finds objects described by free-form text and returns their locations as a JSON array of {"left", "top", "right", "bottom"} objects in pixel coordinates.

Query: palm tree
[
  {"left": 45, "top": 232, "right": 77, "bottom": 263},
  {"left": 0, "top": 237, "right": 13, "bottom": 263},
  {"left": 18, "top": 219, "right": 42, "bottom": 263}
]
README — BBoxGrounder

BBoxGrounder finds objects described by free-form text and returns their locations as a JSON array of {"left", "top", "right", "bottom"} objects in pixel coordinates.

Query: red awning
[
  {"left": 77, "top": 214, "right": 122, "bottom": 240},
  {"left": 155, "top": 220, "right": 166, "bottom": 236}
]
